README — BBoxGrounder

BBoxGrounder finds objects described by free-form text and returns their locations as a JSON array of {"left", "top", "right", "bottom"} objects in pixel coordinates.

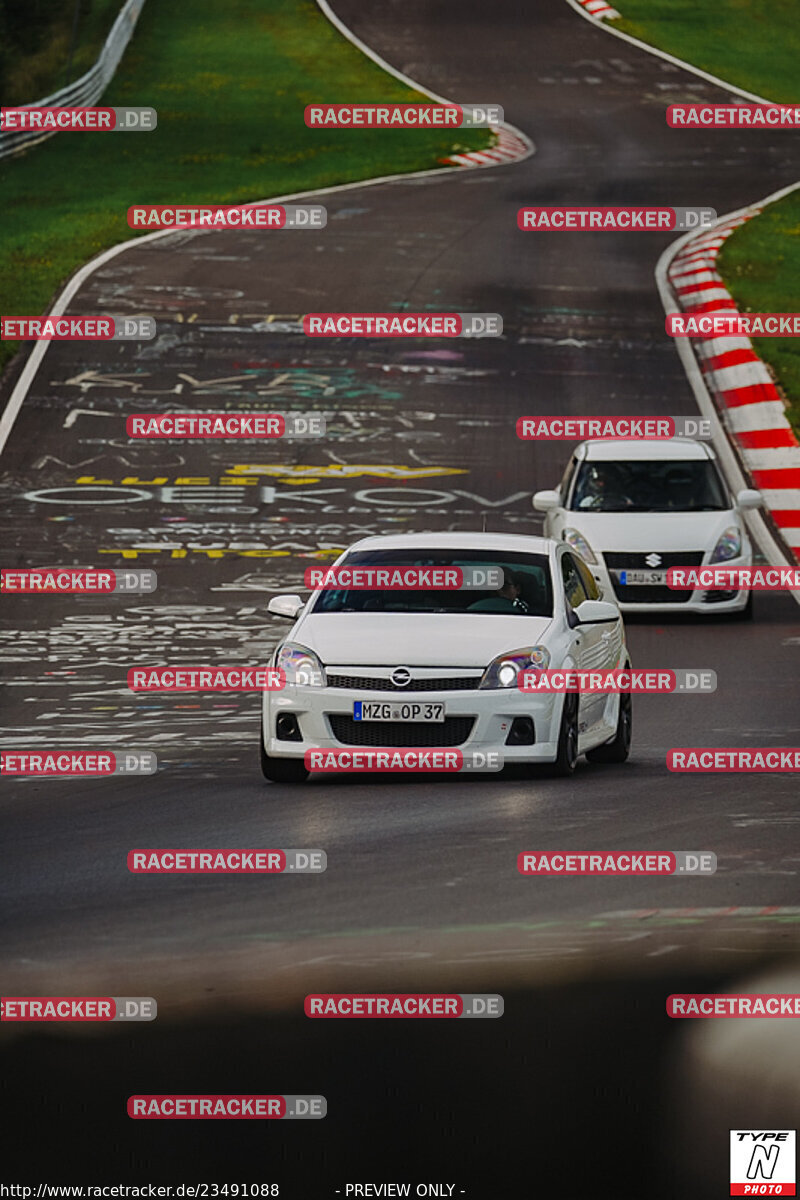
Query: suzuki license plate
[{"left": 618, "top": 569, "right": 668, "bottom": 585}]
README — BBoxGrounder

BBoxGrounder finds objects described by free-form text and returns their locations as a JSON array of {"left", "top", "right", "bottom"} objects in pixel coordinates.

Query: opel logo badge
[{"left": 391, "top": 667, "right": 412, "bottom": 687}]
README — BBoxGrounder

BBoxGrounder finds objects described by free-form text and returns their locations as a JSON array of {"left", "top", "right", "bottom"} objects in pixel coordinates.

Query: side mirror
[
  {"left": 268, "top": 594, "right": 305, "bottom": 620},
  {"left": 532, "top": 489, "right": 560, "bottom": 512},
  {"left": 573, "top": 599, "right": 620, "bottom": 625},
  {"left": 736, "top": 488, "right": 762, "bottom": 511}
]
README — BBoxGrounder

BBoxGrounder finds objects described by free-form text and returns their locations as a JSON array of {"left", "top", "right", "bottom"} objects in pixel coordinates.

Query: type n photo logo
[{"left": 730, "top": 1130, "right": 796, "bottom": 1195}]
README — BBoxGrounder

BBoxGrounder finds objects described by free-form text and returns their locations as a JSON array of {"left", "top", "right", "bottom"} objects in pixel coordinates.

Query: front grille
[
  {"left": 328, "top": 714, "right": 475, "bottom": 747},
  {"left": 603, "top": 551, "right": 705, "bottom": 569},
  {"left": 327, "top": 673, "right": 481, "bottom": 692},
  {"left": 604, "top": 550, "right": 704, "bottom": 605},
  {"left": 611, "top": 584, "right": 693, "bottom": 604}
]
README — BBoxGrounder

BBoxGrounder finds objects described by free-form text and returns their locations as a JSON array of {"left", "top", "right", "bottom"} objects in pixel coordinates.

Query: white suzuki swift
[
  {"left": 261, "top": 532, "right": 631, "bottom": 783},
  {"left": 533, "top": 438, "right": 762, "bottom": 617}
]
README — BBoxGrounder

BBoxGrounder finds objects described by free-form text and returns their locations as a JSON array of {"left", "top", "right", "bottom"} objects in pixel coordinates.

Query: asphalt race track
[{"left": 1, "top": 0, "right": 799, "bottom": 1193}]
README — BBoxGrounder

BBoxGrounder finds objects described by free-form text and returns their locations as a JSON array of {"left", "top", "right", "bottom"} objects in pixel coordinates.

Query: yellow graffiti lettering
[{"left": 223, "top": 464, "right": 467, "bottom": 483}]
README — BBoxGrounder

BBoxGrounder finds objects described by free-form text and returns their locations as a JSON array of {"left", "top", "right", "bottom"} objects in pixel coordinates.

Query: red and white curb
[
  {"left": 668, "top": 209, "right": 800, "bottom": 561},
  {"left": 575, "top": 0, "right": 621, "bottom": 21},
  {"left": 444, "top": 125, "right": 531, "bottom": 169}
]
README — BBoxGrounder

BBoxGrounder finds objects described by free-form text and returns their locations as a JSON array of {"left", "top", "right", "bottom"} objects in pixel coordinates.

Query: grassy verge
[
  {"left": 1, "top": 0, "right": 122, "bottom": 104},
  {"left": 614, "top": 0, "right": 800, "bottom": 433},
  {"left": 717, "top": 190, "right": 800, "bottom": 436},
  {"left": 0, "top": 0, "right": 489, "bottom": 376},
  {"left": 615, "top": 0, "right": 798, "bottom": 103}
]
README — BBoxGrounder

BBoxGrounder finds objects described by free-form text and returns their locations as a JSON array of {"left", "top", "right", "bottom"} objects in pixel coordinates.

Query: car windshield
[
  {"left": 569, "top": 458, "right": 728, "bottom": 512},
  {"left": 311, "top": 549, "right": 553, "bottom": 616}
]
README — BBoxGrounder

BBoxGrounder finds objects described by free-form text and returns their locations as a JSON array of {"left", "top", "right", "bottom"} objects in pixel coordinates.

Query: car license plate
[
  {"left": 353, "top": 700, "right": 445, "bottom": 722},
  {"left": 618, "top": 569, "right": 668, "bottom": 585}
]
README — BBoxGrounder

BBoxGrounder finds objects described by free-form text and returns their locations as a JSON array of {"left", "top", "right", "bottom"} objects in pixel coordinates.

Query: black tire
[
  {"left": 586, "top": 688, "right": 632, "bottom": 764},
  {"left": 260, "top": 734, "right": 309, "bottom": 784},
  {"left": 551, "top": 691, "right": 580, "bottom": 776}
]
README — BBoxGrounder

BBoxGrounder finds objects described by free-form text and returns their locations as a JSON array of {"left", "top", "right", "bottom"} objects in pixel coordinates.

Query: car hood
[
  {"left": 564, "top": 510, "right": 735, "bottom": 552},
  {"left": 294, "top": 612, "right": 554, "bottom": 668}
]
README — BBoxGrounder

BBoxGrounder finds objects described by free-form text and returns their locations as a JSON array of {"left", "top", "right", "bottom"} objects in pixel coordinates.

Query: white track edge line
[{"left": 563, "top": 0, "right": 773, "bottom": 105}]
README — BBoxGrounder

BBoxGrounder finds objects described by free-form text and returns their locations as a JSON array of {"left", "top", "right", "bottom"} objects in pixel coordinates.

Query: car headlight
[
  {"left": 276, "top": 642, "right": 326, "bottom": 687},
  {"left": 710, "top": 525, "right": 742, "bottom": 563},
  {"left": 479, "top": 645, "right": 551, "bottom": 689},
  {"left": 562, "top": 527, "right": 597, "bottom": 565}
]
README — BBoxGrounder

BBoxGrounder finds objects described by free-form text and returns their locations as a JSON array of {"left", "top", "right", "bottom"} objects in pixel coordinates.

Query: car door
[
  {"left": 560, "top": 550, "right": 607, "bottom": 733},
  {"left": 574, "top": 553, "right": 624, "bottom": 668}
]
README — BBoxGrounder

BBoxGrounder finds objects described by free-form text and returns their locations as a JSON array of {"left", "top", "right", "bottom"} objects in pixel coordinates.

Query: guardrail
[{"left": 0, "top": 0, "right": 147, "bottom": 159}]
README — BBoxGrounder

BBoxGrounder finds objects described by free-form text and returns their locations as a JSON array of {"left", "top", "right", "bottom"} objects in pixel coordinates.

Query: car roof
[
  {"left": 343, "top": 531, "right": 556, "bottom": 554},
  {"left": 579, "top": 437, "right": 713, "bottom": 462}
]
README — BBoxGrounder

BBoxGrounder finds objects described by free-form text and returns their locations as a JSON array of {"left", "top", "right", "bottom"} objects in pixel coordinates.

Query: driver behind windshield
[
  {"left": 574, "top": 464, "right": 630, "bottom": 510},
  {"left": 467, "top": 570, "right": 531, "bottom": 614}
]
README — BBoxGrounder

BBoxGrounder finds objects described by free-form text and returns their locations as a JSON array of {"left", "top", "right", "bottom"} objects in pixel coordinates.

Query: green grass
[
  {"left": 717, "top": 190, "right": 800, "bottom": 436},
  {"left": 615, "top": 0, "right": 800, "bottom": 433},
  {"left": 616, "top": 0, "right": 799, "bottom": 103},
  {"left": 0, "top": 0, "right": 489, "bottom": 376}
]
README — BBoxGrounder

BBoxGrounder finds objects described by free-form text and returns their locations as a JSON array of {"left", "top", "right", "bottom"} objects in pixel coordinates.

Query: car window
[
  {"left": 311, "top": 549, "right": 554, "bottom": 617},
  {"left": 561, "top": 552, "right": 588, "bottom": 610},
  {"left": 573, "top": 555, "right": 600, "bottom": 600},
  {"left": 569, "top": 458, "right": 727, "bottom": 512}
]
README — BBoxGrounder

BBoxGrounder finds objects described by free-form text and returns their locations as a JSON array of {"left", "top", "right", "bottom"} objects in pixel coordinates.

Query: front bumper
[
  {"left": 263, "top": 680, "right": 568, "bottom": 764},
  {"left": 589, "top": 554, "right": 752, "bottom": 615}
]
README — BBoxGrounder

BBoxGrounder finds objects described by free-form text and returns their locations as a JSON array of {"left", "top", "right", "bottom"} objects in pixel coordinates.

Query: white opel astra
[
  {"left": 261, "top": 532, "right": 631, "bottom": 783},
  {"left": 533, "top": 438, "right": 762, "bottom": 617}
]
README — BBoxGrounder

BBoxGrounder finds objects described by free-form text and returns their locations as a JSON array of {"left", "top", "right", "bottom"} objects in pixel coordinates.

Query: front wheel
[
  {"left": 586, "top": 688, "right": 632, "bottom": 764},
  {"left": 260, "top": 734, "right": 309, "bottom": 784},
  {"left": 551, "top": 691, "right": 579, "bottom": 776}
]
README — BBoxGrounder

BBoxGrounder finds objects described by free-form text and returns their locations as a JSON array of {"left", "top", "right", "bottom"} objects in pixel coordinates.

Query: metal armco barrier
[{"left": 0, "top": 0, "right": 147, "bottom": 159}]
